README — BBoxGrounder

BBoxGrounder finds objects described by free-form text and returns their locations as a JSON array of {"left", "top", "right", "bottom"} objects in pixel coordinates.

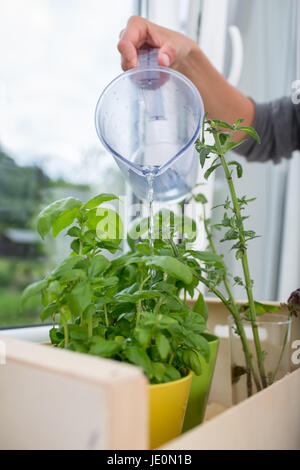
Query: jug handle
[
  {"left": 136, "top": 47, "right": 165, "bottom": 121},
  {"left": 137, "top": 47, "right": 159, "bottom": 68}
]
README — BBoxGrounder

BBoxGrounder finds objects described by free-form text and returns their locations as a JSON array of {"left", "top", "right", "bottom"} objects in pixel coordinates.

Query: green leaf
[
  {"left": 52, "top": 207, "right": 81, "bottom": 238},
  {"left": 66, "top": 341, "right": 89, "bottom": 353},
  {"left": 37, "top": 197, "right": 82, "bottom": 239},
  {"left": 69, "top": 325, "right": 89, "bottom": 341},
  {"left": 184, "top": 334, "right": 210, "bottom": 362},
  {"left": 49, "top": 327, "right": 64, "bottom": 345},
  {"left": 40, "top": 302, "right": 58, "bottom": 321},
  {"left": 222, "top": 229, "right": 239, "bottom": 241},
  {"left": 71, "top": 239, "right": 80, "bottom": 254},
  {"left": 204, "top": 163, "right": 221, "bottom": 180},
  {"left": 145, "top": 256, "right": 193, "bottom": 285},
  {"left": 193, "top": 193, "right": 208, "bottom": 204},
  {"left": 88, "top": 255, "right": 110, "bottom": 278},
  {"left": 56, "top": 269, "right": 87, "bottom": 282},
  {"left": 124, "top": 345, "right": 152, "bottom": 377},
  {"left": 228, "top": 161, "right": 243, "bottom": 178},
  {"left": 68, "top": 281, "right": 92, "bottom": 315},
  {"left": 155, "top": 332, "right": 170, "bottom": 360},
  {"left": 253, "top": 301, "right": 280, "bottom": 314},
  {"left": 83, "top": 193, "right": 118, "bottom": 210},
  {"left": 183, "top": 349, "right": 202, "bottom": 375},
  {"left": 235, "top": 249, "right": 244, "bottom": 260},
  {"left": 115, "top": 290, "right": 164, "bottom": 303},
  {"left": 164, "top": 364, "right": 181, "bottom": 382},
  {"left": 198, "top": 147, "right": 211, "bottom": 168},
  {"left": 223, "top": 139, "right": 247, "bottom": 153},
  {"left": 219, "top": 132, "right": 231, "bottom": 145},
  {"left": 67, "top": 226, "right": 81, "bottom": 238},
  {"left": 21, "top": 279, "right": 48, "bottom": 308},
  {"left": 83, "top": 304, "right": 96, "bottom": 320},
  {"left": 152, "top": 362, "right": 166, "bottom": 383},
  {"left": 193, "top": 291, "right": 208, "bottom": 321},
  {"left": 89, "top": 338, "right": 121, "bottom": 357},
  {"left": 234, "top": 118, "right": 245, "bottom": 127},
  {"left": 188, "top": 250, "right": 225, "bottom": 269},
  {"left": 52, "top": 255, "right": 83, "bottom": 278},
  {"left": 212, "top": 119, "right": 234, "bottom": 130},
  {"left": 237, "top": 126, "right": 261, "bottom": 143},
  {"left": 184, "top": 311, "right": 206, "bottom": 334},
  {"left": 136, "top": 328, "right": 152, "bottom": 348},
  {"left": 87, "top": 207, "right": 124, "bottom": 241}
]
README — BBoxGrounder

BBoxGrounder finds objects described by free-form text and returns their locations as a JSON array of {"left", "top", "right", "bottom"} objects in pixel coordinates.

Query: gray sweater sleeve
[{"left": 234, "top": 97, "right": 300, "bottom": 163}]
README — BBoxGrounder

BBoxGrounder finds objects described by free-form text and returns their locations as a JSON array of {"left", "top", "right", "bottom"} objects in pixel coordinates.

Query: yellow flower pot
[{"left": 149, "top": 371, "right": 193, "bottom": 449}]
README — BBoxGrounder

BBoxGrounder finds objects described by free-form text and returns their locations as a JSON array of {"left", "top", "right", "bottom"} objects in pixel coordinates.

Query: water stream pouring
[{"left": 95, "top": 48, "right": 204, "bottom": 203}]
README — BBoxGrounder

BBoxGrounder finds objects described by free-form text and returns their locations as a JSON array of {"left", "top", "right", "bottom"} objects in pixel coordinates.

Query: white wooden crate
[{"left": 0, "top": 299, "right": 299, "bottom": 450}]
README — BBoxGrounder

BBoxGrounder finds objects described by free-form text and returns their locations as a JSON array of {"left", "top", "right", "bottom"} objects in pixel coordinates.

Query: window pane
[{"left": 0, "top": 0, "right": 135, "bottom": 327}]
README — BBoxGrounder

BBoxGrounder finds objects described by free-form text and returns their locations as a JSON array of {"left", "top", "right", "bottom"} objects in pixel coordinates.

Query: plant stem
[
  {"left": 136, "top": 273, "right": 152, "bottom": 326},
  {"left": 88, "top": 317, "right": 93, "bottom": 338},
  {"left": 104, "top": 304, "right": 109, "bottom": 327},
  {"left": 60, "top": 308, "right": 69, "bottom": 347},
  {"left": 202, "top": 205, "right": 261, "bottom": 393},
  {"left": 214, "top": 132, "right": 267, "bottom": 388},
  {"left": 154, "top": 297, "right": 163, "bottom": 316},
  {"left": 269, "top": 315, "right": 291, "bottom": 384}
]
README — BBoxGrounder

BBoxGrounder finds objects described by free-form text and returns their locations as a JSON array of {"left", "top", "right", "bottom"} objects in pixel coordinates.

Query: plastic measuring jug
[{"left": 95, "top": 48, "right": 204, "bottom": 202}]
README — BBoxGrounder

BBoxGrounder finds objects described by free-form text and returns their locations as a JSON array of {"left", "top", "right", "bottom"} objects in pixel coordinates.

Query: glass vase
[{"left": 228, "top": 313, "right": 292, "bottom": 404}]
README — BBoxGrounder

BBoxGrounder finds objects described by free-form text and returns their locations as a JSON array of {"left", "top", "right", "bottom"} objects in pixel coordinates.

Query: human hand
[{"left": 117, "top": 16, "right": 196, "bottom": 71}]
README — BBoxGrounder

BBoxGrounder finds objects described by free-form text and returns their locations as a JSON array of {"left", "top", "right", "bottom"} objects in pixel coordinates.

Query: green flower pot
[{"left": 182, "top": 333, "right": 219, "bottom": 433}]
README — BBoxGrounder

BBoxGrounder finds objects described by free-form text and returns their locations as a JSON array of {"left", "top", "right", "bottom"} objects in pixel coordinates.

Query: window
[{"left": 0, "top": 0, "right": 136, "bottom": 327}]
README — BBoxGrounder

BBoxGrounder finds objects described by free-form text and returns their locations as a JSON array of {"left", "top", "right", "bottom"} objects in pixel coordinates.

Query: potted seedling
[
  {"left": 22, "top": 195, "right": 218, "bottom": 449},
  {"left": 193, "top": 117, "right": 293, "bottom": 403}
]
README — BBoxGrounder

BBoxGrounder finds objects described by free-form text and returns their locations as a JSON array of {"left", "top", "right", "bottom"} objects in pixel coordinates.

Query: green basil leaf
[
  {"left": 164, "top": 364, "right": 181, "bottom": 382},
  {"left": 67, "top": 226, "right": 81, "bottom": 238},
  {"left": 49, "top": 327, "right": 64, "bottom": 345},
  {"left": 88, "top": 255, "right": 110, "bottom": 278},
  {"left": 52, "top": 255, "right": 83, "bottom": 278},
  {"left": 136, "top": 328, "right": 152, "bottom": 348},
  {"left": 89, "top": 339, "right": 121, "bottom": 357},
  {"left": 124, "top": 345, "right": 152, "bottom": 377},
  {"left": 69, "top": 325, "right": 89, "bottom": 341},
  {"left": 83, "top": 193, "right": 118, "bottom": 210},
  {"left": 68, "top": 281, "right": 92, "bottom": 315},
  {"left": 37, "top": 197, "right": 82, "bottom": 239},
  {"left": 155, "top": 332, "right": 170, "bottom": 360},
  {"left": 151, "top": 362, "right": 166, "bottom": 383},
  {"left": 21, "top": 279, "right": 48, "bottom": 308},
  {"left": 40, "top": 302, "right": 58, "bottom": 321},
  {"left": 52, "top": 207, "right": 81, "bottom": 238},
  {"left": 193, "top": 291, "right": 208, "bottom": 321},
  {"left": 145, "top": 256, "right": 193, "bottom": 285}
]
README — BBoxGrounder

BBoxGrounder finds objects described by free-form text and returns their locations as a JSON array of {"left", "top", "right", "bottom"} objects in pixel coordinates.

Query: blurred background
[{"left": 0, "top": 0, "right": 299, "bottom": 328}]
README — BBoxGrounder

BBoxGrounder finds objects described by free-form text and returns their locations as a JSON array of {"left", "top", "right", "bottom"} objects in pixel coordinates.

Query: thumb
[{"left": 158, "top": 42, "right": 177, "bottom": 67}]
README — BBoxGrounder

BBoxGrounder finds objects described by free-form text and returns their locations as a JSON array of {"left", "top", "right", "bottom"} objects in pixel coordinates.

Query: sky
[{"left": 0, "top": 0, "right": 135, "bottom": 184}]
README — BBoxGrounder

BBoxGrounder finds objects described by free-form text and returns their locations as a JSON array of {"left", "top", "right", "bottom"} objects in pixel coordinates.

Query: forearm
[
  {"left": 177, "top": 43, "right": 255, "bottom": 140},
  {"left": 234, "top": 97, "right": 300, "bottom": 163}
]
